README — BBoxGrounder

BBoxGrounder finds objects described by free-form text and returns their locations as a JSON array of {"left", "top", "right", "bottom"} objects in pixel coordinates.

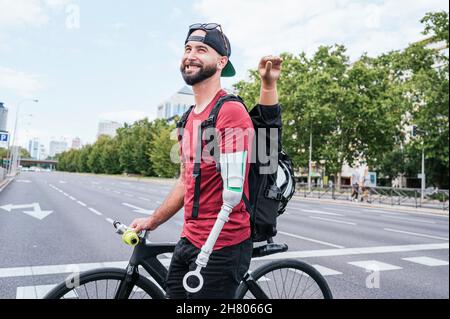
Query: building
[
  {"left": 39, "top": 143, "right": 47, "bottom": 160},
  {"left": 156, "top": 86, "right": 237, "bottom": 120},
  {"left": 49, "top": 140, "right": 68, "bottom": 157},
  {"left": 71, "top": 137, "right": 82, "bottom": 150},
  {"left": 97, "top": 120, "right": 121, "bottom": 138},
  {"left": 157, "top": 86, "right": 195, "bottom": 120},
  {"left": 0, "top": 102, "right": 8, "bottom": 132},
  {"left": 28, "top": 138, "right": 40, "bottom": 159}
]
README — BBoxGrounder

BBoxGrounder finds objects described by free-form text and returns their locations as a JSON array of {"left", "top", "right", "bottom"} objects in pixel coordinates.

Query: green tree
[{"left": 149, "top": 119, "right": 179, "bottom": 178}]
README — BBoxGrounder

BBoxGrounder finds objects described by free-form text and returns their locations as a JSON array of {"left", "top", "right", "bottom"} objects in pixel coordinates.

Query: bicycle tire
[
  {"left": 235, "top": 259, "right": 333, "bottom": 299},
  {"left": 44, "top": 268, "right": 165, "bottom": 299}
]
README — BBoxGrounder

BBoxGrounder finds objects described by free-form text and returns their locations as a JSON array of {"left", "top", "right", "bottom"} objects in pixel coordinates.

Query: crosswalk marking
[
  {"left": 402, "top": 257, "right": 449, "bottom": 267},
  {"left": 254, "top": 243, "right": 449, "bottom": 261},
  {"left": 348, "top": 260, "right": 402, "bottom": 271},
  {"left": 16, "top": 284, "right": 58, "bottom": 299},
  {"left": 312, "top": 265, "right": 343, "bottom": 276}
]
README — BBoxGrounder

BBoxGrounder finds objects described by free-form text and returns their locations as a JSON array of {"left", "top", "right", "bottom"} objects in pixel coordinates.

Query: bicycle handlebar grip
[
  {"left": 183, "top": 267, "right": 204, "bottom": 294},
  {"left": 122, "top": 230, "right": 140, "bottom": 247}
]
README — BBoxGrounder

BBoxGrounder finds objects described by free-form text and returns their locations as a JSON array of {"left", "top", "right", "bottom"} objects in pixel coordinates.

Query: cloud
[
  {"left": 0, "top": 66, "right": 44, "bottom": 97},
  {"left": 193, "top": 0, "right": 449, "bottom": 78}
]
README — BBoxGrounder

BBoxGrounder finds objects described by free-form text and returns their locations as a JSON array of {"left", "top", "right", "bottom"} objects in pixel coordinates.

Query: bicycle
[{"left": 44, "top": 221, "right": 333, "bottom": 299}]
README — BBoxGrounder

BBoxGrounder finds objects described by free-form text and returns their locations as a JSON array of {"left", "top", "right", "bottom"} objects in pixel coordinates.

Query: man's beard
[{"left": 180, "top": 62, "right": 218, "bottom": 86}]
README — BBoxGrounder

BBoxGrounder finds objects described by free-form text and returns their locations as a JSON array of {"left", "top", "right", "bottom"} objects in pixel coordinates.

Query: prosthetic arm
[{"left": 183, "top": 151, "right": 247, "bottom": 293}]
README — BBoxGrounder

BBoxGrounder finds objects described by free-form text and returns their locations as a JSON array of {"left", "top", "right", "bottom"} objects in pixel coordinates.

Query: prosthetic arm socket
[{"left": 220, "top": 151, "right": 247, "bottom": 209}]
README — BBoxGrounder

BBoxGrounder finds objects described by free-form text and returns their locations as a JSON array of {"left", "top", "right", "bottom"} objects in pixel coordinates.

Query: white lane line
[
  {"left": 114, "top": 191, "right": 121, "bottom": 194},
  {"left": 384, "top": 228, "right": 449, "bottom": 241},
  {"left": 300, "top": 209, "right": 343, "bottom": 216},
  {"left": 402, "top": 256, "right": 449, "bottom": 267},
  {"left": 348, "top": 260, "right": 402, "bottom": 271},
  {"left": 382, "top": 215, "right": 436, "bottom": 224},
  {"left": 277, "top": 231, "right": 345, "bottom": 249},
  {"left": 62, "top": 192, "right": 68, "bottom": 196},
  {"left": 105, "top": 218, "right": 114, "bottom": 224},
  {"left": 312, "top": 265, "right": 343, "bottom": 276},
  {"left": 88, "top": 207, "right": 103, "bottom": 216},
  {"left": 362, "top": 209, "right": 402, "bottom": 216},
  {"left": 76, "top": 201, "right": 87, "bottom": 207},
  {"left": 122, "top": 203, "right": 154, "bottom": 215},
  {"left": 309, "top": 216, "right": 357, "bottom": 225},
  {"left": 124, "top": 193, "right": 134, "bottom": 197},
  {"left": 138, "top": 197, "right": 151, "bottom": 201},
  {"left": 254, "top": 243, "right": 449, "bottom": 261},
  {"left": 69, "top": 196, "right": 76, "bottom": 201}
]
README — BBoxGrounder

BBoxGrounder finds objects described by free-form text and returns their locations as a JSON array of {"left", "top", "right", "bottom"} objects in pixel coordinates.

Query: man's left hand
[{"left": 258, "top": 55, "right": 283, "bottom": 88}]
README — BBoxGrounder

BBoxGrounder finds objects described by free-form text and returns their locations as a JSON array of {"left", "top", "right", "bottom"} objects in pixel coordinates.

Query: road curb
[
  {"left": 0, "top": 177, "right": 14, "bottom": 193},
  {"left": 293, "top": 195, "right": 449, "bottom": 216}
]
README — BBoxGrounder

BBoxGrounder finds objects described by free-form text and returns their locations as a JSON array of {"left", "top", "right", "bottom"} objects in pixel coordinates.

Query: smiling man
[{"left": 130, "top": 23, "right": 283, "bottom": 299}]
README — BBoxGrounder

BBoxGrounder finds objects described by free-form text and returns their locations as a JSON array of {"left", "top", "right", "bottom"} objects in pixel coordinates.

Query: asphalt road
[{"left": 0, "top": 171, "right": 448, "bottom": 299}]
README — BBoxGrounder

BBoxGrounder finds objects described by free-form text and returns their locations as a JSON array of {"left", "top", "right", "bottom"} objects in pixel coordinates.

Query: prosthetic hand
[{"left": 183, "top": 151, "right": 247, "bottom": 293}]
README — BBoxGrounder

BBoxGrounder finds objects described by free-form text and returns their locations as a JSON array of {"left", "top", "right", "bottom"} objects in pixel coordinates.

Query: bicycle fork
[{"left": 115, "top": 264, "right": 140, "bottom": 299}]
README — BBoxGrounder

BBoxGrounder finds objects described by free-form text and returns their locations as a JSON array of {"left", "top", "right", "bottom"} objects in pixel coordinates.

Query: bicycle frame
[
  {"left": 112, "top": 224, "right": 288, "bottom": 299},
  {"left": 114, "top": 233, "right": 175, "bottom": 299}
]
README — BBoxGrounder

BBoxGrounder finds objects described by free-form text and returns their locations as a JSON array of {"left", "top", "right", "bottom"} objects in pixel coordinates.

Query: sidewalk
[{"left": 293, "top": 195, "right": 449, "bottom": 216}]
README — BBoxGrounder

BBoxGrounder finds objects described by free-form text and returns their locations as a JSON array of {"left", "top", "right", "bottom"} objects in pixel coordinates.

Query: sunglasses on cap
[{"left": 189, "top": 23, "right": 229, "bottom": 55}]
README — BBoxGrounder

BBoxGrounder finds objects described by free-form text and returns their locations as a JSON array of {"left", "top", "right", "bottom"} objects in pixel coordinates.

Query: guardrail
[{"left": 295, "top": 184, "right": 449, "bottom": 211}]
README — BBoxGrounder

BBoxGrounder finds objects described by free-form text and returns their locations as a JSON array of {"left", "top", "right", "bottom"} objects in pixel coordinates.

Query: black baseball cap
[{"left": 184, "top": 24, "right": 236, "bottom": 77}]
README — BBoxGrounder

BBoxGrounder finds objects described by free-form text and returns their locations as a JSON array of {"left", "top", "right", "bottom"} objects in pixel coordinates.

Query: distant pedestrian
[
  {"left": 351, "top": 165, "right": 361, "bottom": 202},
  {"left": 361, "top": 167, "right": 371, "bottom": 203}
]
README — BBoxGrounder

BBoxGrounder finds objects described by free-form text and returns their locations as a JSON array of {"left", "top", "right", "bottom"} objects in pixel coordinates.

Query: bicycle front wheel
[
  {"left": 235, "top": 259, "right": 333, "bottom": 299},
  {"left": 44, "top": 268, "right": 165, "bottom": 299}
]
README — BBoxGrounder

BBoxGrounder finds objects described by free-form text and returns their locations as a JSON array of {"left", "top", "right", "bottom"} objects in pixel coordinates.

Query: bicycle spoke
[
  {"left": 291, "top": 269, "right": 305, "bottom": 298},
  {"left": 84, "top": 284, "right": 90, "bottom": 299}
]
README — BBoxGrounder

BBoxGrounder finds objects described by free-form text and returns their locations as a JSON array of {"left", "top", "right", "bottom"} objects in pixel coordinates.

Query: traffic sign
[{"left": 0, "top": 133, "right": 8, "bottom": 142}]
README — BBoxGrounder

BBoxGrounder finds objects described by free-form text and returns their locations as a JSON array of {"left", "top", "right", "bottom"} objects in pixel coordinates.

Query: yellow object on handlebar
[{"left": 122, "top": 230, "right": 140, "bottom": 247}]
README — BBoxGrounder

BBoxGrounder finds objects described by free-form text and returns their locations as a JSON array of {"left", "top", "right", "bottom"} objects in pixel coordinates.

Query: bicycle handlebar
[{"left": 113, "top": 220, "right": 144, "bottom": 247}]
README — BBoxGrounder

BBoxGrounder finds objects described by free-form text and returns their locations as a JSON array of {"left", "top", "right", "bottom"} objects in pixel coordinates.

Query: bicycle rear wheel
[
  {"left": 44, "top": 268, "right": 165, "bottom": 299},
  {"left": 235, "top": 259, "right": 333, "bottom": 299}
]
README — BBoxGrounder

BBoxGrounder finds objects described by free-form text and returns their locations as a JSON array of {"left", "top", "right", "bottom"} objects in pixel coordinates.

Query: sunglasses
[{"left": 189, "top": 23, "right": 229, "bottom": 55}]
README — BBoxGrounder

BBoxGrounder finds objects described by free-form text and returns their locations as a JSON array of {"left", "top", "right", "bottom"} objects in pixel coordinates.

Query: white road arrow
[
  {"left": 122, "top": 203, "right": 154, "bottom": 215},
  {"left": 0, "top": 203, "right": 53, "bottom": 220}
]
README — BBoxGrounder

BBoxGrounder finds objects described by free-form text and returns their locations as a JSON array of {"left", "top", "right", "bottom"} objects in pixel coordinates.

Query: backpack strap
[
  {"left": 191, "top": 94, "right": 246, "bottom": 219},
  {"left": 176, "top": 105, "right": 195, "bottom": 142}
]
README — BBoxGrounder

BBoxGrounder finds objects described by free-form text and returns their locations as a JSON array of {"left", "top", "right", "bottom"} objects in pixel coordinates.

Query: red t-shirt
[{"left": 179, "top": 89, "right": 253, "bottom": 250}]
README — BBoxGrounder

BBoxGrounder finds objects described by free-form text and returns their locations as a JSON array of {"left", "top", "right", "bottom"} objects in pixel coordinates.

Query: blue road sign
[{"left": 0, "top": 133, "right": 9, "bottom": 142}]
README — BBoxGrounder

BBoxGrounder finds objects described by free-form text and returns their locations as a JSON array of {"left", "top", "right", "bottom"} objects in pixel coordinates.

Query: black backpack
[{"left": 176, "top": 94, "right": 295, "bottom": 242}]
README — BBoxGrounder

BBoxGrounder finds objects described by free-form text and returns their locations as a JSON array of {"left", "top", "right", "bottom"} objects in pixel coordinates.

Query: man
[
  {"left": 130, "top": 23, "right": 282, "bottom": 298},
  {"left": 351, "top": 164, "right": 361, "bottom": 202}
]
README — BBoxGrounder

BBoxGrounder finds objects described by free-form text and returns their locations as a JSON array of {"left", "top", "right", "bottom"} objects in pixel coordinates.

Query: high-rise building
[
  {"left": 28, "top": 138, "right": 40, "bottom": 159},
  {"left": 49, "top": 140, "right": 68, "bottom": 157},
  {"left": 97, "top": 120, "right": 121, "bottom": 138},
  {"left": 157, "top": 86, "right": 195, "bottom": 120},
  {"left": 156, "top": 86, "right": 236, "bottom": 120},
  {"left": 0, "top": 102, "right": 8, "bottom": 132},
  {"left": 71, "top": 137, "right": 82, "bottom": 150}
]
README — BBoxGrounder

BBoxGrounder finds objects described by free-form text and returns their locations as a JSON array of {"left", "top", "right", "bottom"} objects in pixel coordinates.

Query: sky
[{"left": 0, "top": 0, "right": 448, "bottom": 150}]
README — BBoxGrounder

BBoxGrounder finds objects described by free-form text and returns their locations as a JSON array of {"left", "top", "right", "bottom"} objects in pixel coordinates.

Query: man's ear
[{"left": 217, "top": 56, "right": 228, "bottom": 70}]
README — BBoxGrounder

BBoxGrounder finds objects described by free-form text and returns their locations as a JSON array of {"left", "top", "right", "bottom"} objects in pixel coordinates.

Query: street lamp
[{"left": 8, "top": 99, "right": 39, "bottom": 175}]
